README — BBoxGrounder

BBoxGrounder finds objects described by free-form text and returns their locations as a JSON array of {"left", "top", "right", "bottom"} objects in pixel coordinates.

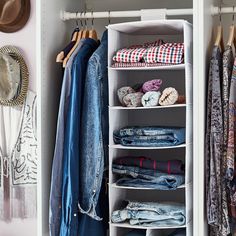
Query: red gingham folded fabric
[
  {"left": 113, "top": 40, "right": 164, "bottom": 63},
  {"left": 112, "top": 62, "right": 176, "bottom": 68},
  {"left": 144, "top": 43, "right": 184, "bottom": 64},
  {"left": 113, "top": 47, "right": 147, "bottom": 63}
]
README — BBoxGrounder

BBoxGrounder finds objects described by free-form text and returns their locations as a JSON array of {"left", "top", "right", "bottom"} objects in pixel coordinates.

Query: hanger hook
[
  {"left": 80, "top": 12, "right": 84, "bottom": 28},
  {"left": 233, "top": 6, "right": 235, "bottom": 23},
  {"left": 75, "top": 11, "right": 80, "bottom": 27},
  {"left": 219, "top": 5, "right": 222, "bottom": 24},
  {"left": 108, "top": 10, "right": 111, "bottom": 24},
  {"left": 91, "top": 11, "right": 94, "bottom": 29},
  {"left": 83, "top": 11, "right": 87, "bottom": 29}
]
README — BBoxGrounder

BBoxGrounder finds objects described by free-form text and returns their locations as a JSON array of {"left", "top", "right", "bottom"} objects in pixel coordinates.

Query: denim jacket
[
  {"left": 60, "top": 38, "right": 99, "bottom": 236},
  {"left": 79, "top": 31, "right": 108, "bottom": 219},
  {"left": 49, "top": 39, "right": 85, "bottom": 236}
]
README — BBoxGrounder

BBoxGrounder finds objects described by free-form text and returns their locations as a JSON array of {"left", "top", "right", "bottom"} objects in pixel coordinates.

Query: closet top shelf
[{"left": 107, "top": 20, "right": 192, "bottom": 35}]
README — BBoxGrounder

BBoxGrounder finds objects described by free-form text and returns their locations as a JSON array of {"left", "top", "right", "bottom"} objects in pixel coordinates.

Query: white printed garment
[{"left": 0, "top": 91, "right": 37, "bottom": 221}]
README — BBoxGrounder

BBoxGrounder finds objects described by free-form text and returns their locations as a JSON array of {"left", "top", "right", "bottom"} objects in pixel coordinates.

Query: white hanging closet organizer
[{"left": 39, "top": 3, "right": 236, "bottom": 236}]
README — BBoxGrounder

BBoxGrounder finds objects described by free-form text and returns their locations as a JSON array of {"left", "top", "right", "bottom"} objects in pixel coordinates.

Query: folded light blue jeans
[
  {"left": 114, "top": 126, "right": 186, "bottom": 147},
  {"left": 112, "top": 201, "right": 186, "bottom": 227},
  {"left": 113, "top": 164, "right": 185, "bottom": 190}
]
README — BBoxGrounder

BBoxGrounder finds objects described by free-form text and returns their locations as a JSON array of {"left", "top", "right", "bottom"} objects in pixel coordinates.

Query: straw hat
[
  {"left": 0, "top": 0, "right": 31, "bottom": 33},
  {"left": 0, "top": 46, "right": 29, "bottom": 106}
]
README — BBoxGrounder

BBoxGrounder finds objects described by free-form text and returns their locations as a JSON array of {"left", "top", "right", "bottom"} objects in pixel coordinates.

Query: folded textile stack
[
  {"left": 124, "top": 229, "right": 186, "bottom": 236},
  {"left": 112, "top": 40, "right": 184, "bottom": 68},
  {"left": 113, "top": 126, "right": 186, "bottom": 147},
  {"left": 117, "top": 80, "right": 184, "bottom": 107},
  {"left": 113, "top": 157, "right": 185, "bottom": 190},
  {"left": 111, "top": 201, "right": 186, "bottom": 227}
]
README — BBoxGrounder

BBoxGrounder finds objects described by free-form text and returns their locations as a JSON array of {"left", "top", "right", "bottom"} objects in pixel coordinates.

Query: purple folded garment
[
  {"left": 142, "top": 79, "right": 162, "bottom": 93},
  {"left": 123, "top": 92, "right": 144, "bottom": 107},
  {"left": 113, "top": 156, "right": 185, "bottom": 174}
]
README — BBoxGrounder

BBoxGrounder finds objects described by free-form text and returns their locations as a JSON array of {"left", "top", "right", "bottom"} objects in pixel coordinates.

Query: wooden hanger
[
  {"left": 82, "top": 13, "right": 89, "bottom": 39},
  {"left": 227, "top": 9, "right": 236, "bottom": 48},
  {"left": 227, "top": 25, "right": 236, "bottom": 47},
  {"left": 89, "top": 12, "right": 98, "bottom": 40},
  {"left": 214, "top": 25, "right": 225, "bottom": 51},
  {"left": 56, "top": 29, "right": 79, "bottom": 63},
  {"left": 62, "top": 14, "right": 84, "bottom": 68},
  {"left": 214, "top": 7, "right": 225, "bottom": 51}
]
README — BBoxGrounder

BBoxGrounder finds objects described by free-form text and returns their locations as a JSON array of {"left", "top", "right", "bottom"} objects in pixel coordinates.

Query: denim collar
[
  {"left": 83, "top": 38, "right": 100, "bottom": 50},
  {"left": 101, "top": 30, "right": 108, "bottom": 45}
]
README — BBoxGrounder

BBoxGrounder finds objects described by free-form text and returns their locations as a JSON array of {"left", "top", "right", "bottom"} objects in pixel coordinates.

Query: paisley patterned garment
[
  {"left": 206, "top": 46, "right": 230, "bottom": 235},
  {"left": 227, "top": 58, "right": 236, "bottom": 233},
  {"left": 0, "top": 91, "right": 37, "bottom": 221},
  {"left": 222, "top": 46, "right": 234, "bottom": 173}
]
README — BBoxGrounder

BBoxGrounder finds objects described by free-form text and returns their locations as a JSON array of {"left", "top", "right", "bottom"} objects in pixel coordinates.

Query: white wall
[
  {"left": 0, "top": 0, "right": 36, "bottom": 92},
  {"left": 0, "top": 1, "right": 37, "bottom": 236}
]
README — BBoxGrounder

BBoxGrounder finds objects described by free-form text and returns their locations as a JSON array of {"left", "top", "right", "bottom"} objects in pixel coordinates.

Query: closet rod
[{"left": 61, "top": 7, "right": 236, "bottom": 21}]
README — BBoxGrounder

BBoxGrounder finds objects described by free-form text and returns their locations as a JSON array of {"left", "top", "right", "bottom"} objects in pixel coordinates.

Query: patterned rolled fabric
[
  {"left": 142, "top": 91, "right": 161, "bottom": 107},
  {"left": 142, "top": 79, "right": 162, "bottom": 93},
  {"left": 117, "top": 86, "right": 135, "bottom": 105},
  {"left": 159, "top": 87, "right": 179, "bottom": 106},
  {"left": 123, "top": 92, "right": 144, "bottom": 107}
]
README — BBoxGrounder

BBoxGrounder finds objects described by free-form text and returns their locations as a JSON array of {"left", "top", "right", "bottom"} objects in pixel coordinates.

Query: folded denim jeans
[
  {"left": 114, "top": 126, "right": 185, "bottom": 147},
  {"left": 125, "top": 230, "right": 146, "bottom": 236},
  {"left": 169, "top": 229, "right": 186, "bottom": 236},
  {"left": 113, "top": 164, "right": 184, "bottom": 190},
  {"left": 114, "top": 157, "right": 185, "bottom": 174},
  {"left": 111, "top": 201, "right": 186, "bottom": 227}
]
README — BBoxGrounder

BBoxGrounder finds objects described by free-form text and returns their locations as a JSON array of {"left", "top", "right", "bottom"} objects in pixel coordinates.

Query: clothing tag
[{"left": 141, "top": 9, "right": 167, "bottom": 21}]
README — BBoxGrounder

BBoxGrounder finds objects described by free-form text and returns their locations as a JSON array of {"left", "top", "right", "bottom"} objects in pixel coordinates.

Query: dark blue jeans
[{"left": 113, "top": 164, "right": 185, "bottom": 190}]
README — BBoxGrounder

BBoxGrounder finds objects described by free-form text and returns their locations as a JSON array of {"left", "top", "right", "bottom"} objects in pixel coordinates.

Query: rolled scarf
[
  {"left": 142, "top": 79, "right": 162, "bottom": 93},
  {"left": 123, "top": 92, "right": 144, "bottom": 107},
  {"left": 142, "top": 91, "right": 161, "bottom": 107},
  {"left": 159, "top": 87, "right": 179, "bottom": 106},
  {"left": 117, "top": 86, "right": 135, "bottom": 105}
]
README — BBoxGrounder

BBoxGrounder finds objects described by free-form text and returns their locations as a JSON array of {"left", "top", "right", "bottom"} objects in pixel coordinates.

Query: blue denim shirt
[
  {"left": 49, "top": 39, "right": 85, "bottom": 236},
  {"left": 60, "top": 38, "right": 99, "bottom": 236},
  {"left": 78, "top": 31, "right": 108, "bottom": 220}
]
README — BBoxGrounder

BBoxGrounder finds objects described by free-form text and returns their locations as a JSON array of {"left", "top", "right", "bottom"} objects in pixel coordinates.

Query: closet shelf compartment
[
  {"left": 109, "top": 144, "right": 187, "bottom": 150},
  {"left": 109, "top": 183, "right": 186, "bottom": 190},
  {"left": 108, "top": 64, "right": 185, "bottom": 71},
  {"left": 109, "top": 104, "right": 187, "bottom": 110},
  {"left": 109, "top": 222, "right": 187, "bottom": 230}
]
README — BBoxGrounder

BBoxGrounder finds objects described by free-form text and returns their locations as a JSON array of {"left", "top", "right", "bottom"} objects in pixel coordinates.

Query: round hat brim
[
  {"left": 0, "top": 46, "right": 29, "bottom": 106},
  {"left": 0, "top": 0, "right": 31, "bottom": 33}
]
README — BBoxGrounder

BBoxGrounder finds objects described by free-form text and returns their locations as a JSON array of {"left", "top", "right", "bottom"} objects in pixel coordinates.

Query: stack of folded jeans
[
  {"left": 124, "top": 229, "right": 186, "bottom": 236},
  {"left": 111, "top": 201, "right": 186, "bottom": 227},
  {"left": 168, "top": 229, "right": 186, "bottom": 236},
  {"left": 113, "top": 157, "right": 185, "bottom": 190},
  {"left": 113, "top": 126, "right": 186, "bottom": 147}
]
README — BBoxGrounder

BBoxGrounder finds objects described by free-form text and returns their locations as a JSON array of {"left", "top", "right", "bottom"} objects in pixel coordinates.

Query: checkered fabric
[
  {"left": 144, "top": 43, "right": 184, "bottom": 64},
  {"left": 112, "top": 62, "right": 176, "bottom": 68},
  {"left": 113, "top": 40, "right": 164, "bottom": 63}
]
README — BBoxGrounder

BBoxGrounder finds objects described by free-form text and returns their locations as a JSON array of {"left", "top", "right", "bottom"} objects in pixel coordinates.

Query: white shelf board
[
  {"left": 109, "top": 104, "right": 187, "bottom": 110},
  {"left": 110, "top": 222, "right": 187, "bottom": 230},
  {"left": 108, "top": 64, "right": 185, "bottom": 71},
  {"left": 107, "top": 20, "right": 189, "bottom": 35},
  {"left": 109, "top": 144, "right": 187, "bottom": 150},
  {"left": 109, "top": 183, "right": 186, "bottom": 190}
]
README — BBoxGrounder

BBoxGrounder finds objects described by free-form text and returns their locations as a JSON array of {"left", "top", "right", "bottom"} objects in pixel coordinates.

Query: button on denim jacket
[{"left": 79, "top": 31, "right": 108, "bottom": 220}]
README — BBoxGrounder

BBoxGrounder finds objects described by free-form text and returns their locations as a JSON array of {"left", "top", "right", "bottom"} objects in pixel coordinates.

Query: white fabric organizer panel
[{"left": 108, "top": 20, "right": 193, "bottom": 236}]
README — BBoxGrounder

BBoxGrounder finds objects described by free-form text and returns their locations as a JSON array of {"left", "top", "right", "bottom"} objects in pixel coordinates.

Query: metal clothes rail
[{"left": 61, "top": 6, "right": 236, "bottom": 21}]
